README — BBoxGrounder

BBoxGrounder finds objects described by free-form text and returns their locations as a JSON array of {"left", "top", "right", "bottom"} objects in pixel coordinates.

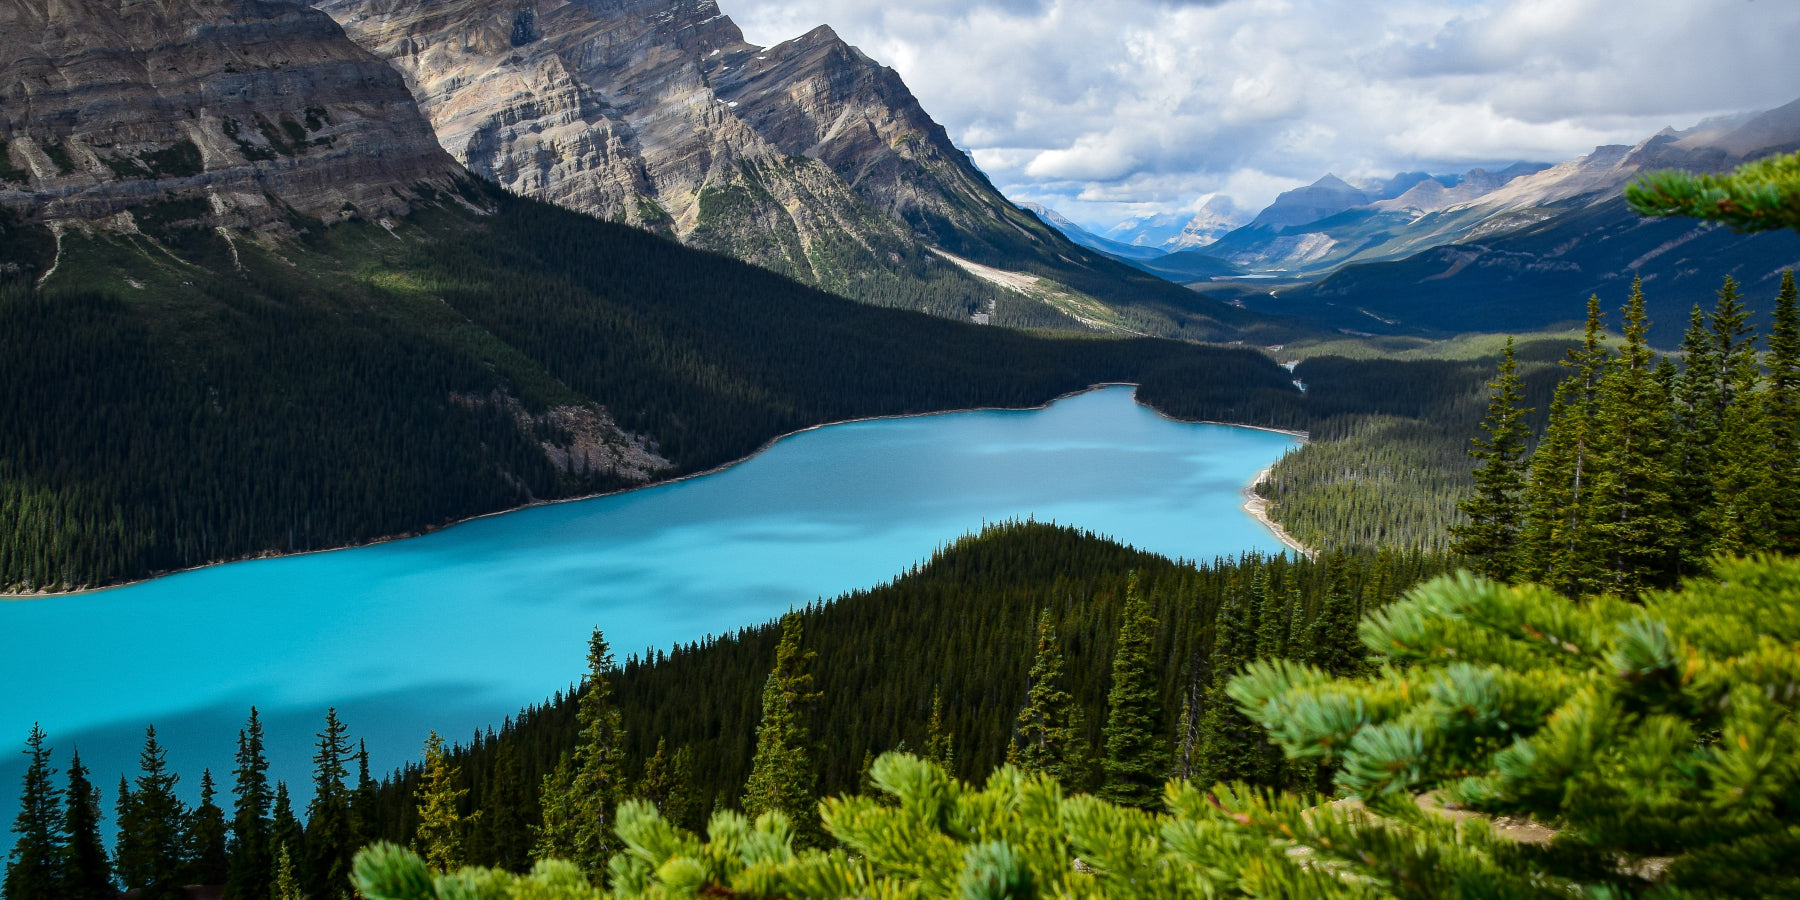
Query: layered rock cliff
[
  {"left": 0, "top": 0, "right": 464, "bottom": 230},
  {"left": 308, "top": 0, "right": 1127, "bottom": 317}
]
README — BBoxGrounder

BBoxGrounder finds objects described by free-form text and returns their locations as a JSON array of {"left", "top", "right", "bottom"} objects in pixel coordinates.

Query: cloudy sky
[{"left": 726, "top": 0, "right": 1800, "bottom": 231}]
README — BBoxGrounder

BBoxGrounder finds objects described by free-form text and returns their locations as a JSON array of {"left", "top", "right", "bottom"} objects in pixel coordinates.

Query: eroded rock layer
[{"left": 0, "top": 0, "right": 464, "bottom": 229}]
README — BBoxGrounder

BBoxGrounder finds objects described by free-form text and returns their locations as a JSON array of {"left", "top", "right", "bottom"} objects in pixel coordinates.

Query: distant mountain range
[{"left": 309, "top": 0, "right": 1269, "bottom": 341}]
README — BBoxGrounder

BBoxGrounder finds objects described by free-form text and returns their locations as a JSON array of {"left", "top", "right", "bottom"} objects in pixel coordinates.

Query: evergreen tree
[
  {"left": 665, "top": 746, "right": 700, "bottom": 833},
  {"left": 535, "top": 628, "right": 626, "bottom": 870},
  {"left": 923, "top": 688, "right": 955, "bottom": 772},
  {"left": 742, "top": 613, "right": 822, "bottom": 844},
  {"left": 271, "top": 841, "right": 302, "bottom": 900},
  {"left": 1098, "top": 575, "right": 1167, "bottom": 809},
  {"left": 1669, "top": 304, "right": 1723, "bottom": 571},
  {"left": 187, "top": 769, "right": 231, "bottom": 885},
  {"left": 1629, "top": 147, "right": 1800, "bottom": 230},
  {"left": 1196, "top": 585, "right": 1264, "bottom": 786},
  {"left": 5, "top": 725, "right": 64, "bottom": 900},
  {"left": 352, "top": 739, "right": 380, "bottom": 846},
  {"left": 115, "top": 725, "right": 187, "bottom": 900},
  {"left": 637, "top": 738, "right": 673, "bottom": 813},
  {"left": 226, "top": 707, "right": 272, "bottom": 900},
  {"left": 415, "top": 731, "right": 475, "bottom": 872},
  {"left": 1522, "top": 295, "right": 1610, "bottom": 594},
  {"left": 270, "top": 782, "right": 304, "bottom": 877},
  {"left": 1006, "top": 609, "right": 1083, "bottom": 785},
  {"left": 1306, "top": 555, "right": 1365, "bottom": 678},
  {"left": 1452, "top": 337, "right": 1531, "bottom": 580},
  {"left": 305, "top": 708, "right": 356, "bottom": 899},
  {"left": 61, "top": 749, "right": 111, "bottom": 900},
  {"left": 1589, "top": 277, "right": 1679, "bottom": 595},
  {"left": 1711, "top": 338, "right": 1778, "bottom": 554},
  {"left": 1251, "top": 570, "right": 1287, "bottom": 658},
  {"left": 1770, "top": 270, "right": 1800, "bottom": 552},
  {"left": 479, "top": 739, "right": 531, "bottom": 873}
]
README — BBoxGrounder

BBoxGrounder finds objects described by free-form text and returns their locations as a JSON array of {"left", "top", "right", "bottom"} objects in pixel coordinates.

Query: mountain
[
  {"left": 1165, "top": 195, "right": 1249, "bottom": 251},
  {"left": 1102, "top": 211, "right": 1192, "bottom": 249},
  {"left": 1244, "top": 100, "right": 1800, "bottom": 344},
  {"left": 1021, "top": 202, "right": 1166, "bottom": 260},
  {"left": 1247, "top": 174, "right": 1371, "bottom": 230},
  {"left": 308, "top": 0, "right": 1266, "bottom": 340},
  {"left": 0, "top": 0, "right": 462, "bottom": 229}
]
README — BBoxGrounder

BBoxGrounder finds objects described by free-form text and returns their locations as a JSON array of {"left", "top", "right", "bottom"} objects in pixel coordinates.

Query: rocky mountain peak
[{"left": 0, "top": 0, "right": 463, "bottom": 230}]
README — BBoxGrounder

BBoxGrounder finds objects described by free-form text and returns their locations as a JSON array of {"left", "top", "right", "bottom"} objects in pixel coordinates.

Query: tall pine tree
[
  {"left": 115, "top": 726, "right": 188, "bottom": 900},
  {"left": 1670, "top": 304, "right": 1724, "bottom": 572},
  {"left": 226, "top": 707, "right": 272, "bottom": 900},
  {"left": 305, "top": 709, "right": 356, "bottom": 898},
  {"left": 415, "top": 731, "right": 475, "bottom": 872},
  {"left": 188, "top": 769, "right": 231, "bottom": 885},
  {"left": 1007, "top": 609, "right": 1084, "bottom": 786},
  {"left": 1523, "top": 295, "right": 1610, "bottom": 595},
  {"left": 1770, "top": 270, "right": 1800, "bottom": 552},
  {"left": 61, "top": 749, "right": 110, "bottom": 900},
  {"left": 1589, "top": 277, "right": 1679, "bottom": 595},
  {"left": 535, "top": 628, "right": 627, "bottom": 871},
  {"left": 1099, "top": 575, "right": 1167, "bottom": 809},
  {"left": 742, "top": 614, "right": 822, "bottom": 845},
  {"left": 1453, "top": 337, "right": 1531, "bottom": 580},
  {"left": 4, "top": 725, "right": 64, "bottom": 900}
]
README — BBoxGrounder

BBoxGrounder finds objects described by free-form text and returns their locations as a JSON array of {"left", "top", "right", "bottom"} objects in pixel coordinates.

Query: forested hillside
[{"left": 0, "top": 182, "right": 1305, "bottom": 592}]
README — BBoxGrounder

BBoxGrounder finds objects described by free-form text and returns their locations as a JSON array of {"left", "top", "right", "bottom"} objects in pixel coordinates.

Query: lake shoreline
[{"left": 4, "top": 383, "right": 1306, "bottom": 599}]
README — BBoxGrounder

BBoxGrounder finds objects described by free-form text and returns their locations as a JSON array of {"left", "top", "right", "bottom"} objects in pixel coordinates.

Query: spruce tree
[
  {"left": 637, "top": 738, "right": 673, "bottom": 813},
  {"left": 1711, "top": 338, "right": 1778, "bottom": 554},
  {"left": 1452, "top": 337, "right": 1531, "bottom": 580},
  {"left": 188, "top": 769, "right": 231, "bottom": 885},
  {"left": 1670, "top": 304, "right": 1723, "bottom": 571},
  {"left": 1522, "top": 295, "right": 1609, "bottom": 594},
  {"left": 923, "top": 689, "right": 955, "bottom": 772},
  {"left": 1766, "top": 269, "right": 1800, "bottom": 552},
  {"left": 1099, "top": 575, "right": 1167, "bottom": 809},
  {"left": 115, "top": 725, "right": 187, "bottom": 900},
  {"left": 1306, "top": 555, "right": 1366, "bottom": 678},
  {"left": 1589, "top": 277, "right": 1679, "bottom": 595},
  {"left": 480, "top": 739, "right": 531, "bottom": 873},
  {"left": 271, "top": 841, "right": 302, "bottom": 900},
  {"left": 415, "top": 731, "right": 474, "bottom": 872},
  {"left": 1007, "top": 609, "right": 1082, "bottom": 786},
  {"left": 5, "top": 725, "right": 64, "bottom": 900},
  {"left": 270, "top": 782, "right": 304, "bottom": 875},
  {"left": 226, "top": 707, "right": 272, "bottom": 900},
  {"left": 61, "top": 749, "right": 111, "bottom": 900},
  {"left": 305, "top": 708, "right": 356, "bottom": 898},
  {"left": 352, "top": 739, "right": 380, "bottom": 847},
  {"left": 1196, "top": 584, "right": 1266, "bottom": 786},
  {"left": 535, "top": 628, "right": 626, "bottom": 870},
  {"left": 666, "top": 746, "right": 700, "bottom": 832},
  {"left": 742, "top": 614, "right": 822, "bottom": 844}
]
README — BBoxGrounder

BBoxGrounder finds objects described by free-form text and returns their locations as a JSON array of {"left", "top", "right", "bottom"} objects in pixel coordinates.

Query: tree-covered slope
[{"left": 0, "top": 182, "right": 1306, "bottom": 592}]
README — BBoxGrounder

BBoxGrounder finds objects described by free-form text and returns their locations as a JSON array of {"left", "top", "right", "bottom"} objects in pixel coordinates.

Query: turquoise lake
[{"left": 0, "top": 385, "right": 1297, "bottom": 820}]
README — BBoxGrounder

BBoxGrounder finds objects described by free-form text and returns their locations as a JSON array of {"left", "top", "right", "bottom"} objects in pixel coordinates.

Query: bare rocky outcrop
[
  {"left": 0, "top": 0, "right": 466, "bottom": 230},
  {"left": 310, "top": 0, "right": 1047, "bottom": 282},
  {"left": 453, "top": 390, "right": 671, "bottom": 483}
]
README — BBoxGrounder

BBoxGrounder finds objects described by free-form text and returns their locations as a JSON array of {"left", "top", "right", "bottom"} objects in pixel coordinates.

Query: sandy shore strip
[{"left": 1243, "top": 466, "right": 1315, "bottom": 559}]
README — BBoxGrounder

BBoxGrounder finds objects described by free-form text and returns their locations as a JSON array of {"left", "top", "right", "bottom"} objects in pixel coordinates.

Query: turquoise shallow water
[{"left": 0, "top": 385, "right": 1296, "bottom": 824}]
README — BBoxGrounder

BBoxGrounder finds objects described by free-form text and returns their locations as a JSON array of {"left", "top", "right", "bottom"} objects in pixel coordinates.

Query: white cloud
[{"left": 723, "top": 0, "right": 1800, "bottom": 230}]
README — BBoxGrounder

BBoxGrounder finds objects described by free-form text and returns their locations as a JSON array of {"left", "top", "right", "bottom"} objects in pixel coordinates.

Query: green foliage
[
  {"left": 115, "top": 726, "right": 188, "bottom": 900},
  {"left": 352, "top": 752, "right": 1586, "bottom": 900},
  {"left": 742, "top": 615, "right": 822, "bottom": 846},
  {"left": 537, "top": 631, "right": 628, "bottom": 873},
  {"left": 1451, "top": 337, "right": 1531, "bottom": 579},
  {"left": 1005, "top": 610, "right": 1084, "bottom": 785},
  {"left": 187, "top": 769, "right": 231, "bottom": 885},
  {"left": 1233, "top": 557, "right": 1800, "bottom": 897},
  {"left": 60, "top": 751, "right": 110, "bottom": 900},
  {"left": 360, "top": 524, "right": 1448, "bottom": 869},
  {"left": 306, "top": 709, "right": 357, "bottom": 898},
  {"left": 1098, "top": 575, "right": 1169, "bottom": 808},
  {"left": 416, "top": 732, "right": 476, "bottom": 871},
  {"left": 226, "top": 707, "right": 273, "bottom": 900},
  {"left": 3, "top": 725, "right": 63, "bottom": 900},
  {"left": 1627, "top": 149, "right": 1800, "bottom": 232}
]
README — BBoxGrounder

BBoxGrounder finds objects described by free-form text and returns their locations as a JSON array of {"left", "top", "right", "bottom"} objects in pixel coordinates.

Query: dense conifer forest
[{"left": 0, "top": 183, "right": 1305, "bottom": 592}]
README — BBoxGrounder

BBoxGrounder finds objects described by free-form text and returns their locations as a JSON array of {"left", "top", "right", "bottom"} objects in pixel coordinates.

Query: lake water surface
[{"left": 0, "top": 386, "right": 1296, "bottom": 822}]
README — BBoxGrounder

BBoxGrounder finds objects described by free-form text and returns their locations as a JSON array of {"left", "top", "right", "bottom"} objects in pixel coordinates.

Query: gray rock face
[
  {"left": 311, "top": 0, "right": 1030, "bottom": 283},
  {"left": 0, "top": 0, "right": 464, "bottom": 229}
]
